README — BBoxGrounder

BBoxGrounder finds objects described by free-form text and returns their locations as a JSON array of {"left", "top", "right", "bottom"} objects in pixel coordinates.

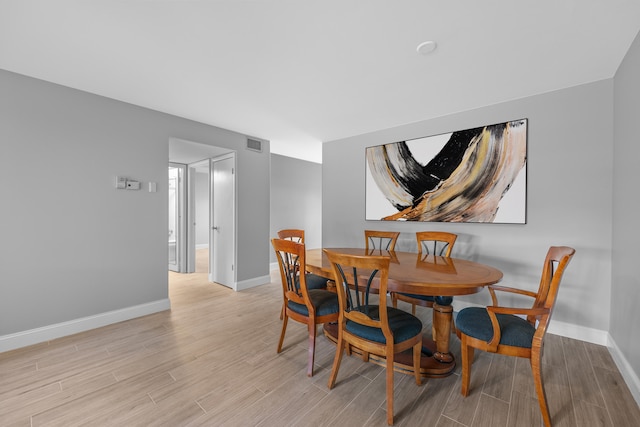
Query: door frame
[
  {"left": 174, "top": 153, "right": 236, "bottom": 288},
  {"left": 168, "top": 163, "right": 187, "bottom": 273}
]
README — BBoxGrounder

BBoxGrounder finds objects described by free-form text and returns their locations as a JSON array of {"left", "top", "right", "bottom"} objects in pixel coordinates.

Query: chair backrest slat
[
  {"left": 531, "top": 246, "right": 576, "bottom": 325},
  {"left": 277, "top": 229, "right": 305, "bottom": 244},
  {"left": 365, "top": 230, "right": 400, "bottom": 251},
  {"left": 416, "top": 231, "right": 457, "bottom": 257}
]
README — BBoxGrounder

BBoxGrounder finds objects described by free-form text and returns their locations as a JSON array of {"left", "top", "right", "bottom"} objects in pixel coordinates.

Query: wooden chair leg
[
  {"left": 460, "top": 336, "right": 473, "bottom": 396},
  {"left": 386, "top": 350, "right": 395, "bottom": 425},
  {"left": 391, "top": 293, "right": 398, "bottom": 308},
  {"left": 412, "top": 303, "right": 417, "bottom": 316},
  {"left": 413, "top": 341, "right": 422, "bottom": 386},
  {"left": 277, "top": 315, "right": 288, "bottom": 353},
  {"left": 307, "top": 323, "right": 317, "bottom": 377},
  {"left": 328, "top": 335, "right": 346, "bottom": 389},
  {"left": 279, "top": 303, "right": 284, "bottom": 320},
  {"left": 531, "top": 347, "right": 552, "bottom": 427}
]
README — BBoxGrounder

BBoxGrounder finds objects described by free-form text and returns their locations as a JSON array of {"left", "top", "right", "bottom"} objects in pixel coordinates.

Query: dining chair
[
  {"left": 276, "top": 229, "right": 330, "bottom": 320},
  {"left": 277, "top": 229, "right": 328, "bottom": 290},
  {"left": 324, "top": 249, "right": 423, "bottom": 425},
  {"left": 456, "top": 246, "right": 576, "bottom": 427},
  {"left": 272, "top": 238, "right": 340, "bottom": 377},
  {"left": 391, "top": 231, "right": 458, "bottom": 315},
  {"left": 364, "top": 230, "right": 400, "bottom": 252}
]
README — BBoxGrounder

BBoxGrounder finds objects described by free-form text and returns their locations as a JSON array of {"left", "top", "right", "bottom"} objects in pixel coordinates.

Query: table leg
[{"left": 432, "top": 302, "right": 454, "bottom": 363}]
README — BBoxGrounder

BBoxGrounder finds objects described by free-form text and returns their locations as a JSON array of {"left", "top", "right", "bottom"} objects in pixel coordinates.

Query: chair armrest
[
  {"left": 488, "top": 285, "right": 538, "bottom": 306},
  {"left": 487, "top": 306, "right": 548, "bottom": 317},
  {"left": 484, "top": 305, "right": 549, "bottom": 351}
]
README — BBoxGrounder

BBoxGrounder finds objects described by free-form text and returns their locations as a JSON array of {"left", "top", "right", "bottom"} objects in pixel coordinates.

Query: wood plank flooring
[{"left": 2, "top": 252, "right": 639, "bottom": 426}]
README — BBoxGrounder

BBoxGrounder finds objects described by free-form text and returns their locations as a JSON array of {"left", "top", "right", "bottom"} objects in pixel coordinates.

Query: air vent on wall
[{"left": 246, "top": 138, "right": 262, "bottom": 153}]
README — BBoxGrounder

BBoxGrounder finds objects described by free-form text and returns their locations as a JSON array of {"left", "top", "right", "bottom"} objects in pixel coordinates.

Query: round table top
[{"left": 306, "top": 248, "right": 503, "bottom": 297}]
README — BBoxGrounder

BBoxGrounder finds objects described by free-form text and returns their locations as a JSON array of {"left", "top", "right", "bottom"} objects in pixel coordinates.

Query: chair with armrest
[
  {"left": 324, "top": 249, "right": 423, "bottom": 425},
  {"left": 272, "top": 238, "right": 340, "bottom": 377},
  {"left": 364, "top": 230, "right": 400, "bottom": 252},
  {"left": 392, "top": 231, "right": 458, "bottom": 315},
  {"left": 455, "top": 246, "right": 576, "bottom": 427}
]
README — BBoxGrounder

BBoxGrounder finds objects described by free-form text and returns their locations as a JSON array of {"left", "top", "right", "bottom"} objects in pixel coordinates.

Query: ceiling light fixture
[{"left": 416, "top": 41, "right": 437, "bottom": 55}]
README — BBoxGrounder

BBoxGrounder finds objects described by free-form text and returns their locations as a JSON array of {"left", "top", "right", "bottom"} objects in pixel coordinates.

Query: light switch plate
[{"left": 116, "top": 176, "right": 127, "bottom": 189}]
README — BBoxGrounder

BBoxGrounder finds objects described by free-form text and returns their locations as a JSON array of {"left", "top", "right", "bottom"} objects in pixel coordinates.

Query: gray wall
[
  {"left": 613, "top": 31, "right": 640, "bottom": 384},
  {"left": 323, "top": 80, "right": 613, "bottom": 336},
  {"left": 270, "top": 154, "right": 322, "bottom": 261},
  {"left": 0, "top": 70, "right": 270, "bottom": 342}
]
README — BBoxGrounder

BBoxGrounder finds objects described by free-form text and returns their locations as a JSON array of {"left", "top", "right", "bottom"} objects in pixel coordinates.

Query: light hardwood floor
[{"left": 2, "top": 252, "right": 639, "bottom": 426}]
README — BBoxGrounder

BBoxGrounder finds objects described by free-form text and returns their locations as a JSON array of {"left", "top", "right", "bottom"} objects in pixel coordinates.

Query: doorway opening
[
  {"left": 189, "top": 160, "right": 210, "bottom": 275},
  {"left": 168, "top": 138, "right": 237, "bottom": 289}
]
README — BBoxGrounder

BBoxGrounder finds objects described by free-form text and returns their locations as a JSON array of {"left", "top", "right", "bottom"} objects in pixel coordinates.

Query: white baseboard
[
  {"left": 608, "top": 335, "right": 640, "bottom": 407},
  {"left": 236, "top": 274, "right": 271, "bottom": 291},
  {"left": 546, "top": 318, "right": 609, "bottom": 345},
  {"left": 0, "top": 299, "right": 170, "bottom": 353}
]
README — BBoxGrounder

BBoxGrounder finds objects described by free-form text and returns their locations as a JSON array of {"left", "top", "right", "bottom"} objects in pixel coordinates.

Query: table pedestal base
[{"left": 323, "top": 323, "right": 455, "bottom": 378}]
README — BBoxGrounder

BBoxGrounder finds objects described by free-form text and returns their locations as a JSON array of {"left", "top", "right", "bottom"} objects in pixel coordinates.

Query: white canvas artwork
[{"left": 365, "top": 119, "right": 527, "bottom": 224}]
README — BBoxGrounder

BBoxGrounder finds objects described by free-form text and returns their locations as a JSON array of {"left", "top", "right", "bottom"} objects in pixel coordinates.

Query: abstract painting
[{"left": 365, "top": 119, "right": 527, "bottom": 223}]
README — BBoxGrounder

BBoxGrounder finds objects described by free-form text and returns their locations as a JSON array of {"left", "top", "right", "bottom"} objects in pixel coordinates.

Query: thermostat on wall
[{"left": 115, "top": 176, "right": 142, "bottom": 190}]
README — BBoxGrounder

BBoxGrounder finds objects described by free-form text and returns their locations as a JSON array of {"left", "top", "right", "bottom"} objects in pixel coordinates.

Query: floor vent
[{"left": 246, "top": 138, "right": 262, "bottom": 153}]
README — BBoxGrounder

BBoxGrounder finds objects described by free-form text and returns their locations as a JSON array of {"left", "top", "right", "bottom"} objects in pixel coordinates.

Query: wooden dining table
[{"left": 305, "top": 248, "right": 503, "bottom": 377}]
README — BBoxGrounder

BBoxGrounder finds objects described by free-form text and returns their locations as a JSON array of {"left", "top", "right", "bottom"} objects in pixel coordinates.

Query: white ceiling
[{"left": 2, "top": 1, "right": 640, "bottom": 163}]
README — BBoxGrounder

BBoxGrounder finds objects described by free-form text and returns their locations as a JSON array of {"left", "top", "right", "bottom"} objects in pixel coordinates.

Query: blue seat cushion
[
  {"left": 345, "top": 306, "right": 422, "bottom": 344},
  {"left": 456, "top": 307, "right": 535, "bottom": 348},
  {"left": 305, "top": 273, "right": 328, "bottom": 290},
  {"left": 287, "top": 289, "right": 339, "bottom": 317},
  {"left": 398, "top": 293, "right": 453, "bottom": 305}
]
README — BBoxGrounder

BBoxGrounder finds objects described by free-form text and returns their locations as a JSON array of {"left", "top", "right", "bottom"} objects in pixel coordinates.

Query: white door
[{"left": 210, "top": 153, "right": 236, "bottom": 288}]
